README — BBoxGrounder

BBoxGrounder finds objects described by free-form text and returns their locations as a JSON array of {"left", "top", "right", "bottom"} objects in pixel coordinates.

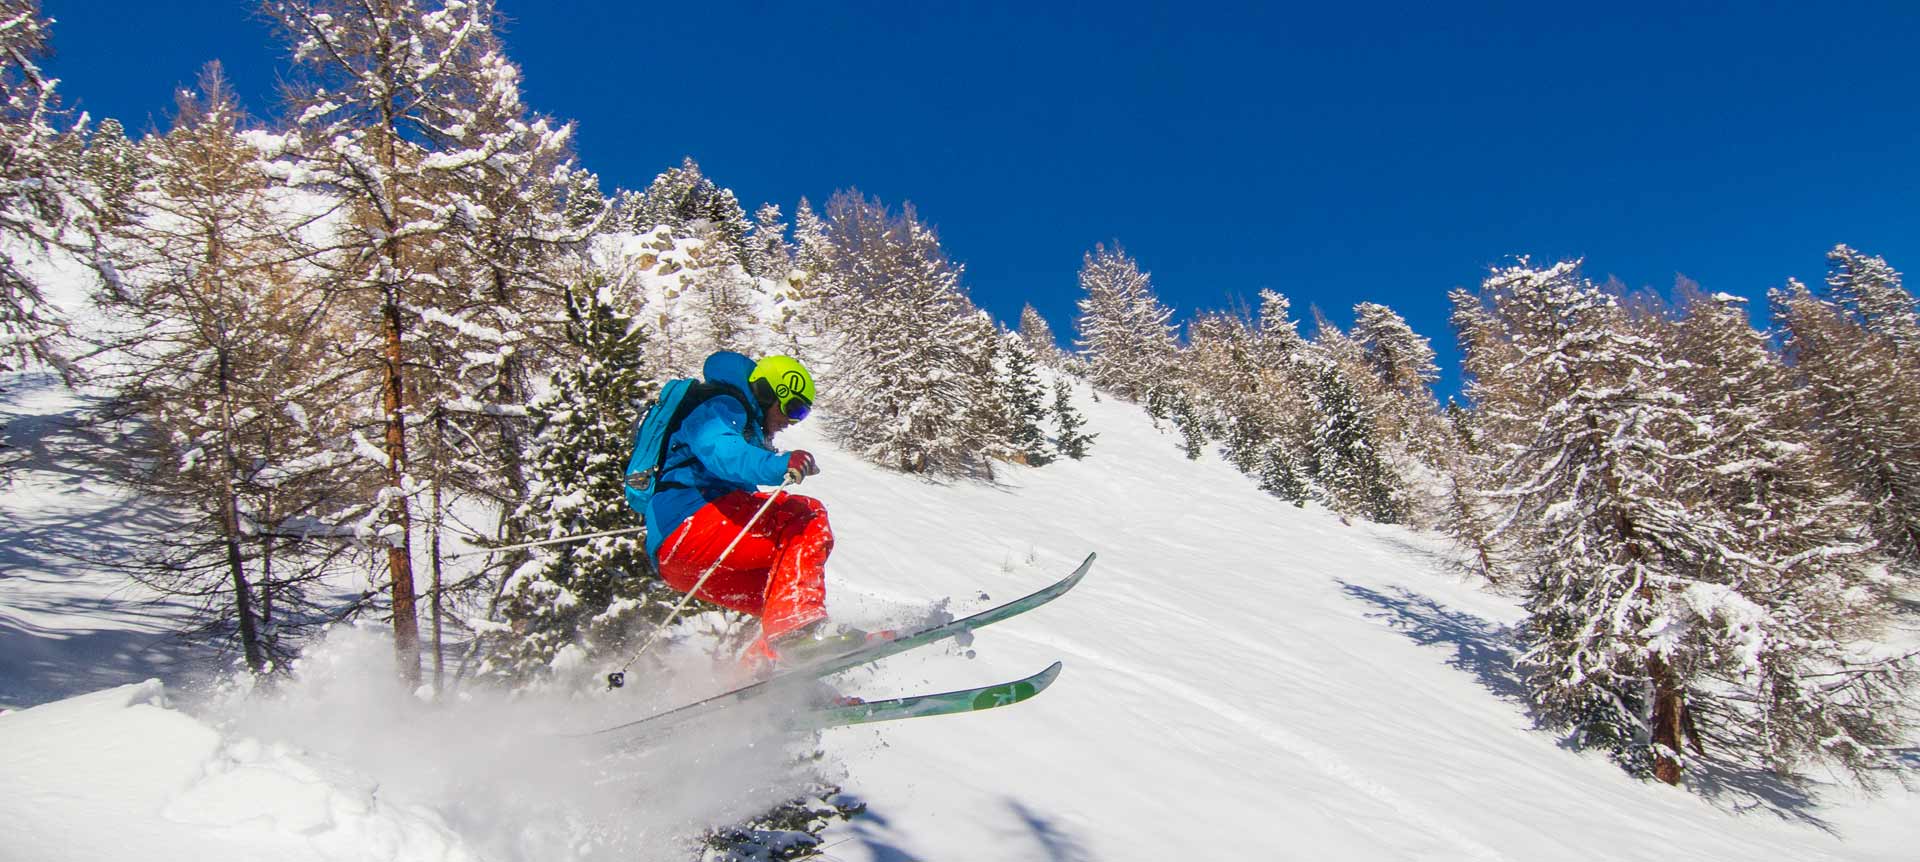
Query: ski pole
[
  {"left": 443, "top": 526, "right": 649, "bottom": 559},
  {"left": 608, "top": 476, "right": 795, "bottom": 690}
]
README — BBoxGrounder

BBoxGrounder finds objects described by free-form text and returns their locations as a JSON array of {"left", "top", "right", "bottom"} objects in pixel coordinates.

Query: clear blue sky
[{"left": 41, "top": 1, "right": 1920, "bottom": 395}]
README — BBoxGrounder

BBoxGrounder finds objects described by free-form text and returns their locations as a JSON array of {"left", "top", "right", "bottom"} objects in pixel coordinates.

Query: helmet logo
[{"left": 774, "top": 370, "right": 807, "bottom": 401}]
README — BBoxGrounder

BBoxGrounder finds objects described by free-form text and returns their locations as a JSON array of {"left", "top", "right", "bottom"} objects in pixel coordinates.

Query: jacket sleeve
[{"left": 683, "top": 397, "right": 790, "bottom": 488}]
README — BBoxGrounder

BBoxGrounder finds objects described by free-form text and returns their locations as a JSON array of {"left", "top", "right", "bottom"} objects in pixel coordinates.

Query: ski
[
  {"left": 578, "top": 552, "right": 1094, "bottom": 740},
  {"left": 799, "top": 661, "right": 1063, "bottom": 729}
]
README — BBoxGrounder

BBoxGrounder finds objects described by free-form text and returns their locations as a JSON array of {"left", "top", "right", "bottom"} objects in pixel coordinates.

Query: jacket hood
[{"left": 703, "top": 350, "right": 761, "bottom": 418}]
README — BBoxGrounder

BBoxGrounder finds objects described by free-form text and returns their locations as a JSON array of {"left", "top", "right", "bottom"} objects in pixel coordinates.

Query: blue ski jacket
[{"left": 643, "top": 351, "right": 792, "bottom": 558}]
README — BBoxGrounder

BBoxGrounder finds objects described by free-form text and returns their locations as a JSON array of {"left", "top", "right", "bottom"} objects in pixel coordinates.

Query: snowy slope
[
  {"left": 786, "top": 388, "right": 1920, "bottom": 862},
  {"left": 4, "top": 366, "right": 1918, "bottom": 861}
]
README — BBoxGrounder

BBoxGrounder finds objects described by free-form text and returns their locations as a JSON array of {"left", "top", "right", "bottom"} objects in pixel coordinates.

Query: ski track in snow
[{"left": 1012, "top": 628, "right": 1514, "bottom": 862}]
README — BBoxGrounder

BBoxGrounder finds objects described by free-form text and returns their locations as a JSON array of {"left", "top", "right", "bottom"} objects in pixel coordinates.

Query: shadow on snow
[{"left": 1338, "top": 580, "right": 1839, "bottom": 832}]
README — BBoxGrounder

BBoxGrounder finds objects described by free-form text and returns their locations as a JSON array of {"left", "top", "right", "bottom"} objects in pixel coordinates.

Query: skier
[{"left": 642, "top": 350, "right": 855, "bottom": 668}]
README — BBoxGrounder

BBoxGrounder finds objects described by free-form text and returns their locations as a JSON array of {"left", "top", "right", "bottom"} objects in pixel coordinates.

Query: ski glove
[{"left": 785, "top": 450, "right": 819, "bottom": 485}]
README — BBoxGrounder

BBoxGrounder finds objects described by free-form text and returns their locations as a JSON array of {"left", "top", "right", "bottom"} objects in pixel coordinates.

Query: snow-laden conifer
[
  {"left": 80, "top": 117, "right": 143, "bottom": 228},
  {"left": 1304, "top": 360, "right": 1401, "bottom": 522},
  {"left": 1460, "top": 259, "right": 1916, "bottom": 785},
  {"left": 747, "top": 202, "right": 794, "bottom": 282},
  {"left": 1181, "top": 310, "right": 1263, "bottom": 470},
  {"left": 1774, "top": 272, "right": 1920, "bottom": 571},
  {"left": 489, "top": 284, "right": 661, "bottom": 683},
  {"left": 266, "top": 0, "right": 582, "bottom": 682},
  {"left": 620, "top": 156, "right": 753, "bottom": 266},
  {"left": 1825, "top": 244, "right": 1920, "bottom": 354},
  {"left": 1073, "top": 243, "right": 1177, "bottom": 402},
  {"left": 104, "top": 67, "right": 359, "bottom": 672},
  {"left": 1353, "top": 301, "right": 1439, "bottom": 410},
  {"left": 1658, "top": 288, "right": 1914, "bottom": 781},
  {"left": 0, "top": 0, "right": 85, "bottom": 380},
  {"left": 1000, "top": 329, "right": 1053, "bottom": 465},
  {"left": 1018, "top": 303, "right": 1064, "bottom": 364},
  {"left": 816, "top": 190, "right": 992, "bottom": 475},
  {"left": 1051, "top": 378, "right": 1094, "bottom": 460}
]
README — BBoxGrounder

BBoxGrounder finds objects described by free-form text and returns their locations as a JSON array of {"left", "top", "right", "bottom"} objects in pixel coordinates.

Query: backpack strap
[{"left": 651, "top": 382, "right": 755, "bottom": 492}]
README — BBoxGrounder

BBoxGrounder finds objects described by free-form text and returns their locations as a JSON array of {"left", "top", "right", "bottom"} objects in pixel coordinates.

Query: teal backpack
[{"left": 623, "top": 379, "right": 750, "bottom": 517}]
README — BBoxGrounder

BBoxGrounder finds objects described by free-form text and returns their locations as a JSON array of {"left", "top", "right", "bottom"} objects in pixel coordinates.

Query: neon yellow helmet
[{"left": 749, "top": 355, "right": 815, "bottom": 420}]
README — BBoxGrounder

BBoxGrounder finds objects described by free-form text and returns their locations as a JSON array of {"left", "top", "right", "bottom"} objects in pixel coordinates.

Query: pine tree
[
  {"left": 561, "top": 169, "right": 608, "bottom": 233},
  {"left": 1051, "top": 378, "right": 1094, "bottom": 460},
  {"left": 1179, "top": 311, "right": 1248, "bottom": 466},
  {"left": 627, "top": 156, "right": 752, "bottom": 266},
  {"left": 81, "top": 117, "right": 142, "bottom": 228},
  {"left": 1774, "top": 273, "right": 1920, "bottom": 571},
  {"left": 107, "top": 66, "right": 357, "bottom": 671},
  {"left": 1172, "top": 391, "right": 1207, "bottom": 460},
  {"left": 1352, "top": 302, "right": 1439, "bottom": 400},
  {"left": 956, "top": 310, "right": 1016, "bottom": 471},
  {"left": 1001, "top": 330, "right": 1053, "bottom": 465},
  {"left": 490, "top": 284, "right": 663, "bottom": 682},
  {"left": 1304, "top": 361, "right": 1400, "bottom": 522},
  {"left": 685, "top": 222, "right": 760, "bottom": 358},
  {"left": 1255, "top": 288, "right": 1306, "bottom": 363},
  {"left": 1825, "top": 244, "right": 1920, "bottom": 353},
  {"left": 1461, "top": 261, "right": 1696, "bottom": 779},
  {"left": 818, "top": 189, "right": 990, "bottom": 475},
  {"left": 1018, "top": 302, "right": 1064, "bottom": 363},
  {"left": 776, "top": 196, "right": 837, "bottom": 362},
  {"left": 1659, "top": 288, "right": 1911, "bottom": 781},
  {"left": 1073, "top": 243, "right": 1178, "bottom": 402},
  {"left": 0, "top": 0, "right": 82, "bottom": 381},
  {"left": 746, "top": 202, "right": 793, "bottom": 281},
  {"left": 1259, "top": 442, "right": 1309, "bottom": 506},
  {"left": 266, "top": 0, "right": 579, "bottom": 682},
  {"left": 1454, "top": 259, "right": 1919, "bottom": 785}
]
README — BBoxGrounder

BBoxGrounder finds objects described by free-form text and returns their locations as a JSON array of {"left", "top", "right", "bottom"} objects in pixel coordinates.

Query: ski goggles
[{"left": 753, "top": 377, "right": 812, "bottom": 421}]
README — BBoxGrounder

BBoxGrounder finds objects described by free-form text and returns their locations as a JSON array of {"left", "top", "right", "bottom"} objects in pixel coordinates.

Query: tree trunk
[
  {"left": 430, "top": 408, "right": 446, "bottom": 696},
  {"left": 224, "top": 530, "right": 265, "bottom": 673},
  {"left": 1648, "top": 655, "right": 1687, "bottom": 785},
  {"left": 215, "top": 346, "right": 265, "bottom": 673},
  {"left": 383, "top": 293, "right": 421, "bottom": 686}
]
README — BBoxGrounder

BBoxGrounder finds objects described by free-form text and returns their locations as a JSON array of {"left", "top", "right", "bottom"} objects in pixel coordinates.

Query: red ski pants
[{"left": 656, "top": 491, "right": 832, "bottom": 643}]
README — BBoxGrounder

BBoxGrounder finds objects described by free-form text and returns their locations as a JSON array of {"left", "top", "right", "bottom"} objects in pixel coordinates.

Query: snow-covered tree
[
  {"left": 684, "top": 223, "right": 760, "bottom": 358},
  {"left": 773, "top": 196, "right": 836, "bottom": 363},
  {"left": 1255, "top": 288, "right": 1306, "bottom": 363},
  {"left": 81, "top": 117, "right": 143, "bottom": 228},
  {"left": 0, "top": 0, "right": 84, "bottom": 380},
  {"left": 1018, "top": 302, "right": 1064, "bottom": 363},
  {"left": 1774, "top": 272, "right": 1920, "bottom": 572},
  {"left": 1051, "top": 378, "right": 1094, "bottom": 460},
  {"left": 266, "top": 0, "right": 580, "bottom": 682},
  {"left": 1658, "top": 288, "right": 1912, "bottom": 780},
  {"left": 1352, "top": 302, "right": 1439, "bottom": 403},
  {"left": 621, "top": 156, "right": 752, "bottom": 266},
  {"left": 489, "top": 284, "right": 662, "bottom": 682},
  {"left": 1461, "top": 259, "right": 1915, "bottom": 785},
  {"left": 1179, "top": 310, "right": 1259, "bottom": 468},
  {"left": 1074, "top": 243, "right": 1177, "bottom": 402},
  {"left": 1259, "top": 441, "right": 1309, "bottom": 505},
  {"left": 746, "top": 202, "right": 793, "bottom": 281},
  {"left": 1000, "top": 329, "right": 1052, "bottom": 465},
  {"left": 1304, "top": 361, "right": 1400, "bottom": 522},
  {"left": 559, "top": 168, "right": 607, "bottom": 233},
  {"left": 1825, "top": 244, "right": 1920, "bottom": 354},
  {"left": 107, "top": 68, "right": 360, "bottom": 671},
  {"left": 818, "top": 190, "right": 993, "bottom": 476}
]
